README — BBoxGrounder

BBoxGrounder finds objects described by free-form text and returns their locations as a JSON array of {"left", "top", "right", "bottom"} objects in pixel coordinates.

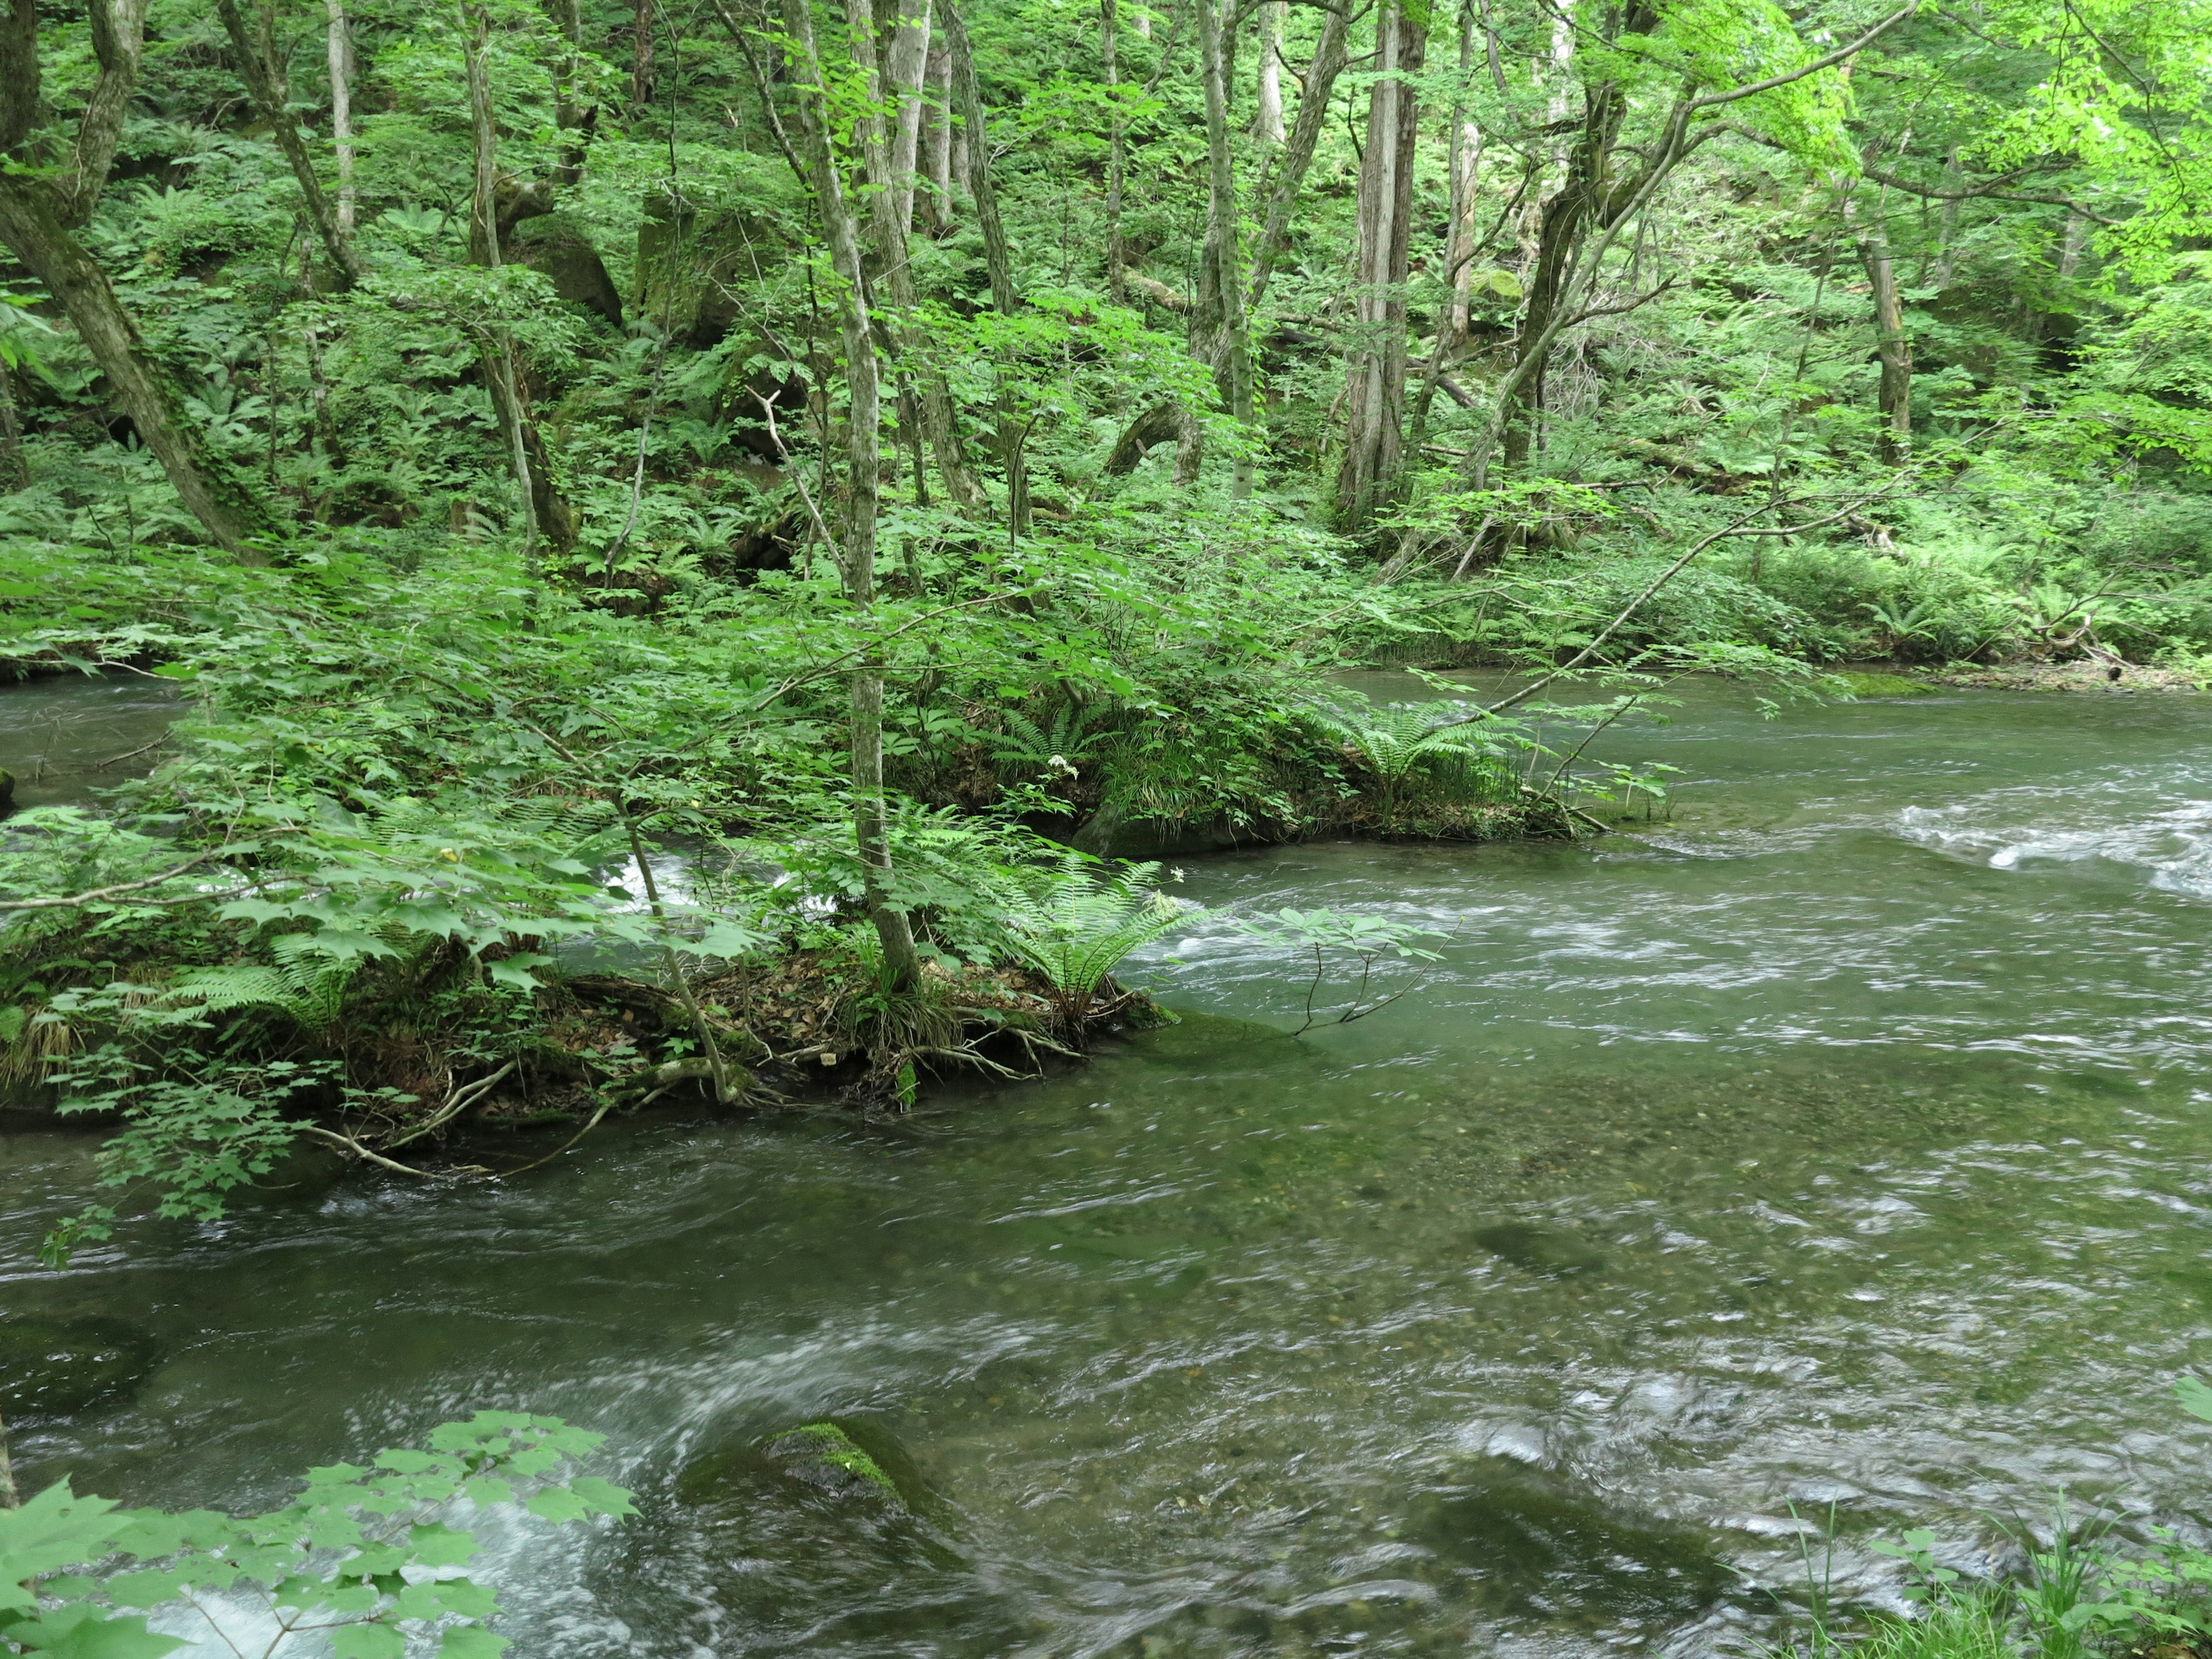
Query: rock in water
[
  {"left": 1471, "top": 1221, "right": 1605, "bottom": 1277},
  {"left": 759, "top": 1421, "right": 904, "bottom": 1504},
  {"left": 1413, "top": 1456, "right": 1730, "bottom": 1627},
  {"left": 0, "top": 766, "right": 13, "bottom": 815}
]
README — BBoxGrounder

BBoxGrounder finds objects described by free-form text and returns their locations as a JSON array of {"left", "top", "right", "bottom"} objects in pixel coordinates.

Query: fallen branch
[{"left": 0, "top": 847, "right": 253, "bottom": 912}]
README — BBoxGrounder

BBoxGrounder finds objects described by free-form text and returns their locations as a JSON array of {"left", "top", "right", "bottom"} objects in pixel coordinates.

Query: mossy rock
[
  {"left": 762, "top": 1421, "right": 903, "bottom": 1501},
  {"left": 0, "top": 1316, "right": 158, "bottom": 1421},
  {"left": 0, "top": 765, "right": 13, "bottom": 814},
  {"left": 634, "top": 191, "right": 795, "bottom": 346},
  {"left": 1834, "top": 669, "right": 1935, "bottom": 698},
  {"left": 509, "top": 214, "right": 622, "bottom": 327}
]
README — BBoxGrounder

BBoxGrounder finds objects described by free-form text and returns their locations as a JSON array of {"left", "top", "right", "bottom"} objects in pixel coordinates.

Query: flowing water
[{"left": 7, "top": 675, "right": 2212, "bottom": 1658}]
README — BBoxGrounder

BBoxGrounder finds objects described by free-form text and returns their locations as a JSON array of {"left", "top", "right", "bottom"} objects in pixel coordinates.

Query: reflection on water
[
  {"left": 6, "top": 677, "right": 2212, "bottom": 1656},
  {"left": 0, "top": 672, "right": 181, "bottom": 810}
]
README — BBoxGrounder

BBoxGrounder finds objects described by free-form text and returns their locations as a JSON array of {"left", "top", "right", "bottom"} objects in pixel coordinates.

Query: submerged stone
[
  {"left": 678, "top": 1418, "right": 915, "bottom": 1513},
  {"left": 1413, "top": 1456, "right": 1732, "bottom": 1627},
  {"left": 1471, "top": 1221, "right": 1605, "bottom": 1277},
  {"left": 0, "top": 1316, "right": 158, "bottom": 1420}
]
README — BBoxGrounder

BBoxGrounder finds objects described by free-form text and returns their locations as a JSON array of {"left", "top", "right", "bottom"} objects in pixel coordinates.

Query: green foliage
[
  {"left": 995, "top": 854, "right": 1191, "bottom": 1025},
  {"left": 1231, "top": 907, "right": 1444, "bottom": 1033},
  {"left": 0, "top": 1413, "right": 633, "bottom": 1659}
]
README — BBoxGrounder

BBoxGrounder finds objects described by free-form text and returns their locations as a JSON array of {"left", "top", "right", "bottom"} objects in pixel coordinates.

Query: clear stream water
[{"left": 7, "top": 673, "right": 2212, "bottom": 1658}]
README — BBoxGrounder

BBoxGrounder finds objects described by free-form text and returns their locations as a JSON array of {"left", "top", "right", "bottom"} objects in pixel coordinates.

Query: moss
[
  {"left": 1834, "top": 669, "right": 1936, "bottom": 698},
  {"left": 771, "top": 1422, "right": 902, "bottom": 1498}
]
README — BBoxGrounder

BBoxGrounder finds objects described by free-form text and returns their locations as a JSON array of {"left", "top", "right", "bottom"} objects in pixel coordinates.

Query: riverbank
[{"left": 12, "top": 675, "right": 2212, "bottom": 1656}]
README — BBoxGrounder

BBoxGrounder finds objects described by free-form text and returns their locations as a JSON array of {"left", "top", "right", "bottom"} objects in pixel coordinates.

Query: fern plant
[
  {"left": 163, "top": 935, "right": 368, "bottom": 1037},
  {"left": 1312, "top": 698, "right": 1518, "bottom": 824},
  {"left": 995, "top": 854, "right": 1192, "bottom": 1033}
]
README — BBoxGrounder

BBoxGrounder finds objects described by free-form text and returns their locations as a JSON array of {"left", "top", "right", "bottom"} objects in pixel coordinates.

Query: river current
[{"left": 6, "top": 673, "right": 2212, "bottom": 1657}]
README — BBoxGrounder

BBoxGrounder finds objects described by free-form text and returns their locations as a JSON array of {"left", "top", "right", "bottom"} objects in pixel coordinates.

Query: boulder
[
  {"left": 635, "top": 191, "right": 791, "bottom": 347},
  {"left": 508, "top": 214, "right": 623, "bottom": 328}
]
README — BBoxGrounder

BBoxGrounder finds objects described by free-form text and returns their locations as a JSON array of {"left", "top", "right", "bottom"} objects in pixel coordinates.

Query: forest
[{"left": 8, "top": 0, "right": 2212, "bottom": 1650}]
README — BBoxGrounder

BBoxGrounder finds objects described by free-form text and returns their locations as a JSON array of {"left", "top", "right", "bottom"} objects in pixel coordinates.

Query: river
[{"left": 5, "top": 673, "right": 2212, "bottom": 1657}]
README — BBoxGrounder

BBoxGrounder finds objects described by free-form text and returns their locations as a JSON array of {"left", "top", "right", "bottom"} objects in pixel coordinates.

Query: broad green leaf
[
  {"left": 439, "top": 1625, "right": 509, "bottom": 1659},
  {"left": 407, "top": 1524, "right": 478, "bottom": 1568},
  {"left": 332, "top": 1620, "right": 408, "bottom": 1659}
]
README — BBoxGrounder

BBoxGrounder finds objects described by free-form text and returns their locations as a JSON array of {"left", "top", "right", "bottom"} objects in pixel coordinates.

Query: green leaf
[
  {"left": 439, "top": 1626, "right": 509, "bottom": 1659},
  {"left": 406, "top": 1522, "right": 478, "bottom": 1568},
  {"left": 568, "top": 1478, "right": 639, "bottom": 1518},
  {"left": 485, "top": 953, "right": 555, "bottom": 990},
  {"left": 524, "top": 1487, "right": 587, "bottom": 1522},
  {"left": 0, "top": 1483, "right": 127, "bottom": 1614},
  {"left": 2175, "top": 1374, "right": 2212, "bottom": 1422},
  {"left": 332, "top": 1621, "right": 407, "bottom": 1659},
  {"left": 3, "top": 1607, "right": 189, "bottom": 1659}
]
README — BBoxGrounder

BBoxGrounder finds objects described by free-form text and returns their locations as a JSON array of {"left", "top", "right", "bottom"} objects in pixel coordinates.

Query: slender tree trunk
[
  {"left": 861, "top": 0, "right": 983, "bottom": 512},
  {"left": 778, "top": 0, "right": 923, "bottom": 993},
  {"left": 1410, "top": 2, "right": 1478, "bottom": 458},
  {"left": 546, "top": 0, "right": 597, "bottom": 181},
  {"left": 325, "top": 0, "right": 356, "bottom": 233},
  {"left": 1246, "top": 2, "right": 1346, "bottom": 309},
  {"left": 463, "top": 1, "right": 573, "bottom": 554},
  {"left": 1931, "top": 145, "right": 1961, "bottom": 286},
  {"left": 0, "top": 363, "right": 24, "bottom": 488},
  {"left": 921, "top": 43, "right": 953, "bottom": 230},
  {"left": 57, "top": 0, "right": 152, "bottom": 226},
  {"left": 216, "top": 0, "right": 363, "bottom": 287},
  {"left": 1195, "top": 0, "right": 1253, "bottom": 495},
  {"left": 632, "top": 0, "right": 656, "bottom": 107},
  {"left": 887, "top": 0, "right": 934, "bottom": 238},
  {"left": 1102, "top": 0, "right": 1125, "bottom": 302},
  {"left": 1253, "top": 0, "right": 1284, "bottom": 142},
  {"left": 1335, "top": 0, "right": 1424, "bottom": 532},
  {"left": 945, "top": 0, "right": 1028, "bottom": 526},
  {"left": 0, "top": 1407, "right": 17, "bottom": 1509},
  {"left": 1858, "top": 213, "right": 1910, "bottom": 463},
  {"left": 0, "top": 179, "right": 268, "bottom": 552}
]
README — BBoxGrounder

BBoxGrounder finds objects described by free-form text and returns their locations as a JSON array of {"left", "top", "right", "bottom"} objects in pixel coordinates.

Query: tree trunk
[
  {"left": 56, "top": 0, "right": 152, "bottom": 227},
  {"left": 921, "top": 43, "right": 953, "bottom": 231},
  {"left": 1245, "top": 2, "right": 1347, "bottom": 309},
  {"left": 886, "top": 0, "right": 934, "bottom": 238},
  {"left": 1195, "top": 0, "right": 1253, "bottom": 495},
  {"left": 547, "top": 0, "right": 596, "bottom": 182},
  {"left": 216, "top": 0, "right": 363, "bottom": 287},
  {"left": 0, "top": 177, "right": 269, "bottom": 553},
  {"left": 864, "top": 0, "right": 983, "bottom": 512},
  {"left": 464, "top": 1, "right": 574, "bottom": 554},
  {"left": 1858, "top": 215, "right": 1910, "bottom": 464},
  {"left": 1931, "top": 145, "right": 1961, "bottom": 286},
  {"left": 1253, "top": 0, "right": 1283, "bottom": 142},
  {"left": 1334, "top": 0, "right": 1424, "bottom": 532},
  {"left": 1410, "top": 3, "right": 1478, "bottom": 459},
  {"left": 0, "top": 0, "right": 269, "bottom": 553},
  {"left": 1102, "top": 0, "right": 1125, "bottom": 301},
  {"left": 632, "top": 0, "right": 656, "bottom": 107},
  {"left": 325, "top": 0, "right": 355, "bottom": 233},
  {"left": 778, "top": 0, "right": 923, "bottom": 993},
  {"left": 945, "top": 0, "right": 1028, "bottom": 527}
]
